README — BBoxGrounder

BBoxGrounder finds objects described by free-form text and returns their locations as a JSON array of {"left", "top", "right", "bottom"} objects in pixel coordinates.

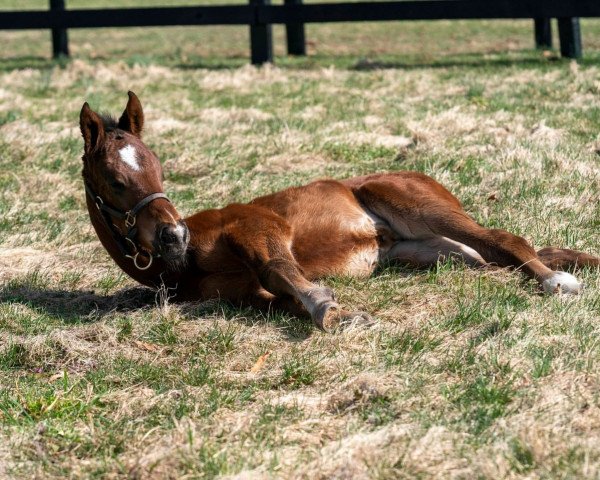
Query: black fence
[{"left": 1, "top": 0, "right": 600, "bottom": 65}]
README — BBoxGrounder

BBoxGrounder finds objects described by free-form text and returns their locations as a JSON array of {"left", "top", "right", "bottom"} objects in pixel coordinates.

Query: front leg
[
  {"left": 197, "top": 265, "right": 370, "bottom": 332},
  {"left": 223, "top": 206, "right": 373, "bottom": 331},
  {"left": 197, "top": 271, "right": 310, "bottom": 319},
  {"left": 258, "top": 259, "right": 372, "bottom": 331}
]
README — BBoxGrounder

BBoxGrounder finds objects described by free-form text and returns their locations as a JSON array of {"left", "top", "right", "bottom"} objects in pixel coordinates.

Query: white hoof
[{"left": 542, "top": 271, "right": 582, "bottom": 294}]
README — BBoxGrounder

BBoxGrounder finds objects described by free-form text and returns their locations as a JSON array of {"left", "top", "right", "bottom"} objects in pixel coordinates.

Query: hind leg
[
  {"left": 352, "top": 175, "right": 582, "bottom": 294},
  {"left": 386, "top": 236, "right": 486, "bottom": 268}
]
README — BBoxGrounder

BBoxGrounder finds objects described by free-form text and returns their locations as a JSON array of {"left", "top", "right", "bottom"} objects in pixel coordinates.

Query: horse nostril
[{"left": 160, "top": 225, "right": 178, "bottom": 245}]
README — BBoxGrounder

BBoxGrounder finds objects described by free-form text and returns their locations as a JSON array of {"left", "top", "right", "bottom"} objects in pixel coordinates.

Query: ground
[{"left": 1, "top": 2, "right": 600, "bottom": 478}]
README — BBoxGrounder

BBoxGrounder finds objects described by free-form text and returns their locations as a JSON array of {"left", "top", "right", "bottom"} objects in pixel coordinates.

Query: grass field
[{"left": 1, "top": 4, "right": 600, "bottom": 478}]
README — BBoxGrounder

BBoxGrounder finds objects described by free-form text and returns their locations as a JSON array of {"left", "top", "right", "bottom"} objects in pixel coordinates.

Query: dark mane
[{"left": 100, "top": 113, "right": 118, "bottom": 131}]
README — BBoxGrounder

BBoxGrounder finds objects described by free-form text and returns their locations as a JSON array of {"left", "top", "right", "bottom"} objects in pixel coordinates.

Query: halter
[{"left": 84, "top": 182, "right": 170, "bottom": 270}]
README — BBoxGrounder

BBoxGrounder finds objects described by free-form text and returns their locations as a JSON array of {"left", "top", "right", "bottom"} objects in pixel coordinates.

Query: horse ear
[
  {"left": 80, "top": 102, "right": 105, "bottom": 155},
  {"left": 117, "top": 91, "right": 144, "bottom": 137}
]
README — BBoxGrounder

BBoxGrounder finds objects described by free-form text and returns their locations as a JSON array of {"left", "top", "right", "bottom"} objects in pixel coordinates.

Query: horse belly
[{"left": 257, "top": 179, "right": 393, "bottom": 278}]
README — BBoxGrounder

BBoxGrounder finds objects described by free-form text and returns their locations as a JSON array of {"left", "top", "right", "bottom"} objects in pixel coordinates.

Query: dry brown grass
[{"left": 1, "top": 17, "right": 600, "bottom": 479}]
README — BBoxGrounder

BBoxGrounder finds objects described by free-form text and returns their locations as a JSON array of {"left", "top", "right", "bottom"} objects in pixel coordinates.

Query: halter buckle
[
  {"left": 125, "top": 211, "right": 136, "bottom": 228},
  {"left": 94, "top": 196, "right": 104, "bottom": 211}
]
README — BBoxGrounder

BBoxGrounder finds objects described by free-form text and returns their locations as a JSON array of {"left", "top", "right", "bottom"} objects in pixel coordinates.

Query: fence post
[
  {"left": 249, "top": 0, "right": 273, "bottom": 65},
  {"left": 50, "top": 0, "right": 69, "bottom": 58},
  {"left": 284, "top": 0, "right": 306, "bottom": 56},
  {"left": 557, "top": 17, "right": 582, "bottom": 58},
  {"left": 534, "top": 18, "right": 552, "bottom": 49}
]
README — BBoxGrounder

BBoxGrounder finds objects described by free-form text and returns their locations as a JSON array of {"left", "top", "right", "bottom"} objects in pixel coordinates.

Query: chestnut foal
[{"left": 80, "top": 92, "right": 599, "bottom": 331}]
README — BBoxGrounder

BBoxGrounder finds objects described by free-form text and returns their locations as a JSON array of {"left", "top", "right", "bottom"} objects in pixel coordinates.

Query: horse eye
[{"left": 111, "top": 180, "right": 126, "bottom": 190}]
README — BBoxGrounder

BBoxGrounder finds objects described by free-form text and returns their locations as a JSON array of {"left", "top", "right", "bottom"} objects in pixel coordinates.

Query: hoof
[
  {"left": 313, "top": 303, "right": 341, "bottom": 332},
  {"left": 542, "top": 271, "right": 582, "bottom": 295}
]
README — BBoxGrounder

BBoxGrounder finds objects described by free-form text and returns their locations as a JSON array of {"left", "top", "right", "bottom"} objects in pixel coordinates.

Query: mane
[{"left": 100, "top": 113, "right": 119, "bottom": 132}]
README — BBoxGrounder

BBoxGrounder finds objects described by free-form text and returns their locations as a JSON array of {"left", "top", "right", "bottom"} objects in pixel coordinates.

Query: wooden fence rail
[{"left": 1, "top": 0, "right": 600, "bottom": 65}]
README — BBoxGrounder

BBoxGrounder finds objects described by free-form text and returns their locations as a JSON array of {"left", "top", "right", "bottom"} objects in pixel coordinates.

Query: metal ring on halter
[
  {"left": 95, "top": 196, "right": 104, "bottom": 211},
  {"left": 126, "top": 251, "right": 153, "bottom": 270},
  {"left": 125, "top": 237, "right": 137, "bottom": 251}
]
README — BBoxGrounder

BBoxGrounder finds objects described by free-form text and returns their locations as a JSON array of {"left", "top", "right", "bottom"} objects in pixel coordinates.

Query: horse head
[{"left": 80, "top": 91, "right": 189, "bottom": 270}]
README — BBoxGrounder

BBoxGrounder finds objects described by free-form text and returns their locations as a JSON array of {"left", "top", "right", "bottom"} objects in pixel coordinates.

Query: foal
[{"left": 80, "top": 92, "right": 599, "bottom": 331}]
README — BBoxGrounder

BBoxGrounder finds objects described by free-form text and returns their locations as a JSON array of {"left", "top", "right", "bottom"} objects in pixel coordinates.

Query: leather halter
[{"left": 84, "top": 182, "right": 170, "bottom": 270}]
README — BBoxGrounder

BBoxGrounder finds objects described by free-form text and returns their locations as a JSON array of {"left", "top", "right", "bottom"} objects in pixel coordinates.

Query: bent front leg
[
  {"left": 258, "top": 258, "right": 372, "bottom": 331},
  {"left": 224, "top": 209, "right": 372, "bottom": 331},
  {"left": 196, "top": 270, "right": 311, "bottom": 318},
  {"left": 195, "top": 269, "right": 339, "bottom": 328}
]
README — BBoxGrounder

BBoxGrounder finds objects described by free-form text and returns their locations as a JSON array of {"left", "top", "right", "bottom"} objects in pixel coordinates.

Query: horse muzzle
[{"left": 155, "top": 220, "right": 189, "bottom": 261}]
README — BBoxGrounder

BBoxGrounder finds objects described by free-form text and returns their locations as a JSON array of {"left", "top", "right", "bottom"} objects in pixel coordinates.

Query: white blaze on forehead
[{"left": 118, "top": 144, "right": 140, "bottom": 171}]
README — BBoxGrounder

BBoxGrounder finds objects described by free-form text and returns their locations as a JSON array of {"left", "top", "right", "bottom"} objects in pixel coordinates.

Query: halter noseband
[{"left": 84, "top": 182, "right": 170, "bottom": 270}]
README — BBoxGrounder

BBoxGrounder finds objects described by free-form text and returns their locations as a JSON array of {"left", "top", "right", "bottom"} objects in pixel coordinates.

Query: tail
[{"left": 537, "top": 247, "right": 600, "bottom": 270}]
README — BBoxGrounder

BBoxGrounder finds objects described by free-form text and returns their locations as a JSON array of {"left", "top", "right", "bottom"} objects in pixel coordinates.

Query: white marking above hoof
[{"left": 542, "top": 271, "right": 582, "bottom": 295}]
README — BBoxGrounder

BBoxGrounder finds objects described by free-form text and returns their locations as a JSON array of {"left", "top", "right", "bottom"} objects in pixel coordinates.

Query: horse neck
[{"left": 85, "top": 194, "right": 183, "bottom": 289}]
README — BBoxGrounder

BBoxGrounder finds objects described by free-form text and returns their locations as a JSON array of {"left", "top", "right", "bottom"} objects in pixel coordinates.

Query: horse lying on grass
[{"left": 79, "top": 92, "right": 599, "bottom": 331}]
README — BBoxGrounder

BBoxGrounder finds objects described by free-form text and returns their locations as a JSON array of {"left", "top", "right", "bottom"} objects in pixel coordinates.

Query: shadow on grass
[
  {"left": 0, "top": 55, "right": 244, "bottom": 72},
  {"left": 0, "top": 285, "right": 157, "bottom": 322},
  {"left": 5, "top": 49, "right": 600, "bottom": 73},
  {"left": 173, "top": 58, "right": 248, "bottom": 70},
  {"left": 0, "top": 56, "right": 65, "bottom": 72},
  {"left": 179, "top": 298, "right": 315, "bottom": 341},
  {"left": 278, "top": 49, "right": 600, "bottom": 71},
  {"left": 348, "top": 55, "right": 564, "bottom": 71},
  {"left": 0, "top": 284, "right": 315, "bottom": 339}
]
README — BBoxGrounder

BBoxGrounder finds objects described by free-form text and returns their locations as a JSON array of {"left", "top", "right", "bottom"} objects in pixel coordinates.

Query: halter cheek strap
[
  {"left": 124, "top": 192, "right": 169, "bottom": 228},
  {"left": 84, "top": 182, "right": 170, "bottom": 270}
]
